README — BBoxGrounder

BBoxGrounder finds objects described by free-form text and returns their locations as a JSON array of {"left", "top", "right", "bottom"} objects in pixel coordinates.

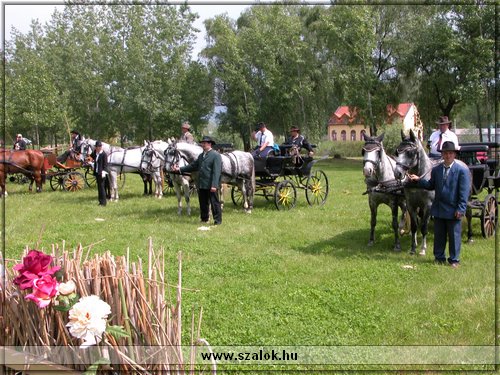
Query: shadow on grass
[{"left": 295, "top": 227, "right": 418, "bottom": 260}]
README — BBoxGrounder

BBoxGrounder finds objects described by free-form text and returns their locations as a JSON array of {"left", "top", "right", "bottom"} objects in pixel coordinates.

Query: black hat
[
  {"left": 440, "top": 141, "right": 460, "bottom": 153},
  {"left": 199, "top": 136, "right": 216, "bottom": 145},
  {"left": 290, "top": 126, "right": 300, "bottom": 132},
  {"left": 95, "top": 140, "right": 103, "bottom": 147},
  {"left": 70, "top": 129, "right": 79, "bottom": 135}
]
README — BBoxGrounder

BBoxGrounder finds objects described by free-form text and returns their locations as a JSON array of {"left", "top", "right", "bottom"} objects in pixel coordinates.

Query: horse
[
  {"left": 362, "top": 133, "right": 407, "bottom": 251},
  {"left": 139, "top": 140, "right": 170, "bottom": 199},
  {"left": 394, "top": 129, "right": 436, "bottom": 255},
  {"left": 0, "top": 149, "right": 46, "bottom": 196},
  {"left": 163, "top": 141, "right": 197, "bottom": 215},
  {"left": 164, "top": 141, "right": 255, "bottom": 213},
  {"left": 80, "top": 138, "right": 160, "bottom": 199}
]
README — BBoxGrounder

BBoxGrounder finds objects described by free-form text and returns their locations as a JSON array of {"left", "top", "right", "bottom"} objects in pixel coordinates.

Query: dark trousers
[
  {"left": 96, "top": 174, "right": 107, "bottom": 206},
  {"left": 433, "top": 217, "right": 462, "bottom": 263},
  {"left": 198, "top": 189, "right": 222, "bottom": 224}
]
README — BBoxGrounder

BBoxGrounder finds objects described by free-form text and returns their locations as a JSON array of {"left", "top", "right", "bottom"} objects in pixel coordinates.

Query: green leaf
[
  {"left": 106, "top": 325, "right": 130, "bottom": 340},
  {"left": 83, "top": 358, "right": 111, "bottom": 375}
]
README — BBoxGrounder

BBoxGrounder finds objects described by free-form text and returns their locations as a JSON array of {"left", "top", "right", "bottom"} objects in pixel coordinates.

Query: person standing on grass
[
  {"left": 171, "top": 136, "right": 222, "bottom": 225},
  {"left": 91, "top": 140, "right": 108, "bottom": 206},
  {"left": 408, "top": 141, "right": 471, "bottom": 268}
]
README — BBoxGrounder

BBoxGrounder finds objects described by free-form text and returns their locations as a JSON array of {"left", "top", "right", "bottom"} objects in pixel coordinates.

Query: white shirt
[
  {"left": 255, "top": 129, "right": 274, "bottom": 148},
  {"left": 428, "top": 129, "right": 459, "bottom": 155}
]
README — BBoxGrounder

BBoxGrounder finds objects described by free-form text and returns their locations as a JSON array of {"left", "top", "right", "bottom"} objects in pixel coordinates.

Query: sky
[{"left": 2, "top": 1, "right": 251, "bottom": 57}]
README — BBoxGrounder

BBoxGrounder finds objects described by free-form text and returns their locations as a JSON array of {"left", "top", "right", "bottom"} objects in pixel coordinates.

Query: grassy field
[{"left": 3, "top": 157, "right": 496, "bottom": 371}]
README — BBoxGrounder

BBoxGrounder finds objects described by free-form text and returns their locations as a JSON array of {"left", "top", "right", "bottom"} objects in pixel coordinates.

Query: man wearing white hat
[{"left": 180, "top": 121, "right": 194, "bottom": 144}]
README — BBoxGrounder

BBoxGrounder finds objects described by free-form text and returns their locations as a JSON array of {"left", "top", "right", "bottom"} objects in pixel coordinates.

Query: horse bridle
[
  {"left": 140, "top": 145, "right": 164, "bottom": 174},
  {"left": 362, "top": 141, "right": 382, "bottom": 168},
  {"left": 395, "top": 141, "right": 419, "bottom": 173}
]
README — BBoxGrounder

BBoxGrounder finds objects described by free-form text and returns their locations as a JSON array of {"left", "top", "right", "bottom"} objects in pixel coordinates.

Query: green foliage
[
  {"left": 106, "top": 325, "right": 131, "bottom": 340},
  {"left": 5, "top": 159, "right": 494, "bottom": 357}
]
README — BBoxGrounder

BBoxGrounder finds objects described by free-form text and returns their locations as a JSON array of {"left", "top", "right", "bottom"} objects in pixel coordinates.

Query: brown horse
[{"left": 0, "top": 149, "right": 45, "bottom": 195}]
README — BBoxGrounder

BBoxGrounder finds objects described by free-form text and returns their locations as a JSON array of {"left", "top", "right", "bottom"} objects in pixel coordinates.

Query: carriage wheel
[
  {"left": 163, "top": 174, "right": 175, "bottom": 195},
  {"left": 481, "top": 194, "right": 497, "bottom": 238},
  {"left": 231, "top": 186, "right": 244, "bottom": 207},
  {"left": 49, "top": 174, "right": 65, "bottom": 191},
  {"left": 305, "top": 170, "right": 329, "bottom": 206},
  {"left": 85, "top": 169, "right": 96, "bottom": 188},
  {"left": 274, "top": 180, "right": 297, "bottom": 210},
  {"left": 63, "top": 172, "right": 86, "bottom": 192}
]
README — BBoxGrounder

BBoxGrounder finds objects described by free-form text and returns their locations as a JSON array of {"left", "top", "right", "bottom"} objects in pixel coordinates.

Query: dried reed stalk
[{"left": 1, "top": 239, "right": 214, "bottom": 374}]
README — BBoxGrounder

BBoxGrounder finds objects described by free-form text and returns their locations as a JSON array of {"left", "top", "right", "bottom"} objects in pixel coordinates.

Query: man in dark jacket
[
  {"left": 281, "top": 126, "right": 314, "bottom": 156},
  {"left": 172, "top": 136, "right": 222, "bottom": 225},
  {"left": 91, "top": 140, "right": 108, "bottom": 206},
  {"left": 57, "top": 130, "right": 82, "bottom": 164},
  {"left": 13, "top": 134, "right": 27, "bottom": 150},
  {"left": 408, "top": 141, "right": 471, "bottom": 267}
]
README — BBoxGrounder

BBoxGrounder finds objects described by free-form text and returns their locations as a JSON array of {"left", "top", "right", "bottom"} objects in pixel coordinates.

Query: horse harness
[
  {"left": 395, "top": 139, "right": 431, "bottom": 180},
  {"left": 140, "top": 145, "right": 164, "bottom": 174}
]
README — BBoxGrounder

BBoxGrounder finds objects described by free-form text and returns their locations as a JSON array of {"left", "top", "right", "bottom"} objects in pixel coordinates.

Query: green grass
[{"left": 3, "top": 158, "right": 496, "bottom": 371}]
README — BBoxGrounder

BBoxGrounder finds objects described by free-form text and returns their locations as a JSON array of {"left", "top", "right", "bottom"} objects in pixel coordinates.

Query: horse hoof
[
  {"left": 394, "top": 246, "right": 401, "bottom": 252},
  {"left": 418, "top": 250, "right": 426, "bottom": 256},
  {"left": 367, "top": 241, "right": 374, "bottom": 247},
  {"left": 467, "top": 238, "right": 474, "bottom": 244},
  {"left": 409, "top": 251, "right": 416, "bottom": 255}
]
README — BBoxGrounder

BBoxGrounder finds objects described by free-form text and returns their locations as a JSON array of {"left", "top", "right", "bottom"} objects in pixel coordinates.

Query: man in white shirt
[
  {"left": 428, "top": 116, "right": 459, "bottom": 159},
  {"left": 252, "top": 122, "right": 275, "bottom": 158}
]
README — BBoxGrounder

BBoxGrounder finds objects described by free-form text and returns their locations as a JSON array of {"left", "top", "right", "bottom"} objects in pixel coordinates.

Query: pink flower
[
  {"left": 13, "top": 250, "right": 60, "bottom": 290},
  {"left": 25, "top": 274, "right": 59, "bottom": 308}
]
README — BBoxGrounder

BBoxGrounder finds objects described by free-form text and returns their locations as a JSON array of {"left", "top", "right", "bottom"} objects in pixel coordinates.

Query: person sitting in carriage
[
  {"left": 13, "top": 134, "right": 27, "bottom": 150},
  {"left": 251, "top": 122, "right": 275, "bottom": 158},
  {"left": 57, "top": 129, "right": 82, "bottom": 164},
  {"left": 280, "top": 126, "right": 314, "bottom": 157}
]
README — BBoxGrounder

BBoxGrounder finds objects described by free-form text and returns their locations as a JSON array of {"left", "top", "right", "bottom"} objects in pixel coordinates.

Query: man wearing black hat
[
  {"left": 57, "top": 130, "right": 83, "bottom": 164},
  {"left": 90, "top": 140, "right": 108, "bottom": 206},
  {"left": 13, "top": 134, "right": 27, "bottom": 150},
  {"left": 409, "top": 141, "right": 471, "bottom": 268},
  {"left": 428, "top": 116, "right": 459, "bottom": 159},
  {"left": 281, "top": 126, "right": 314, "bottom": 156},
  {"left": 172, "top": 136, "right": 222, "bottom": 225}
]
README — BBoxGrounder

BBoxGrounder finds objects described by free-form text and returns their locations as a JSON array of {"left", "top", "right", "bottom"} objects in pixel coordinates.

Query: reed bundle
[{"left": 1, "top": 238, "right": 214, "bottom": 374}]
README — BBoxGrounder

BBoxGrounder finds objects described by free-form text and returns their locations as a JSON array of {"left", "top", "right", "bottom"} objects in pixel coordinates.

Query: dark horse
[
  {"left": 0, "top": 149, "right": 45, "bottom": 196},
  {"left": 362, "top": 133, "right": 407, "bottom": 251},
  {"left": 394, "top": 130, "right": 436, "bottom": 255}
]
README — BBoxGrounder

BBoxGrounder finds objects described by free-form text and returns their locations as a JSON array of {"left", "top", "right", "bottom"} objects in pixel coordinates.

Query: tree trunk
[{"left": 475, "top": 102, "right": 483, "bottom": 143}]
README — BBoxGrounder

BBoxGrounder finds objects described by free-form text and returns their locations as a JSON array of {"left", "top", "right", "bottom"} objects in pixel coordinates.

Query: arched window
[
  {"left": 341, "top": 130, "right": 347, "bottom": 141},
  {"left": 331, "top": 130, "right": 337, "bottom": 141},
  {"left": 360, "top": 130, "right": 366, "bottom": 140},
  {"left": 350, "top": 130, "right": 356, "bottom": 141}
]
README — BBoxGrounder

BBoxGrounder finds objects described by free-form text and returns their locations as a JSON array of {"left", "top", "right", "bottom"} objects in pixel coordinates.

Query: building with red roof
[{"left": 327, "top": 102, "right": 423, "bottom": 141}]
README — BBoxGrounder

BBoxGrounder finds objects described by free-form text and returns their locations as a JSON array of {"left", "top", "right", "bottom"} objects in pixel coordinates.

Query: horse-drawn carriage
[
  {"left": 457, "top": 142, "right": 499, "bottom": 238},
  {"left": 231, "top": 146, "right": 329, "bottom": 210},
  {"left": 42, "top": 150, "right": 94, "bottom": 192}
]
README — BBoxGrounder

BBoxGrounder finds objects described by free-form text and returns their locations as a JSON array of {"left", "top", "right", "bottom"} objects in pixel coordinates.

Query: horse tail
[{"left": 249, "top": 154, "right": 256, "bottom": 209}]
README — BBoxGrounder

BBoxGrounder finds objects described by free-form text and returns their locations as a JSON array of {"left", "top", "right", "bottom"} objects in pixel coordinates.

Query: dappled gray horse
[
  {"left": 394, "top": 130, "right": 436, "bottom": 255},
  {"left": 362, "top": 133, "right": 407, "bottom": 251},
  {"left": 139, "top": 140, "right": 172, "bottom": 198},
  {"left": 163, "top": 141, "right": 197, "bottom": 215},
  {"left": 165, "top": 142, "right": 255, "bottom": 213}
]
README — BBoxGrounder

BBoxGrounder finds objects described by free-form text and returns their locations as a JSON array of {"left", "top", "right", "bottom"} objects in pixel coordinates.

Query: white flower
[
  {"left": 58, "top": 280, "right": 76, "bottom": 295},
  {"left": 66, "top": 295, "right": 111, "bottom": 348}
]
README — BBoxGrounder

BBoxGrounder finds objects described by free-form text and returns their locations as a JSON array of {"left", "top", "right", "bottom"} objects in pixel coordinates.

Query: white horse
[
  {"left": 165, "top": 141, "right": 255, "bottom": 213},
  {"left": 80, "top": 138, "right": 161, "bottom": 201},
  {"left": 362, "top": 133, "right": 407, "bottom": 251},
  {"left": 163, "top": 141, "right": 199, "bottom": 215},
  {"left": 139, "top": 140, "right": 171, "bottom": 199}
]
